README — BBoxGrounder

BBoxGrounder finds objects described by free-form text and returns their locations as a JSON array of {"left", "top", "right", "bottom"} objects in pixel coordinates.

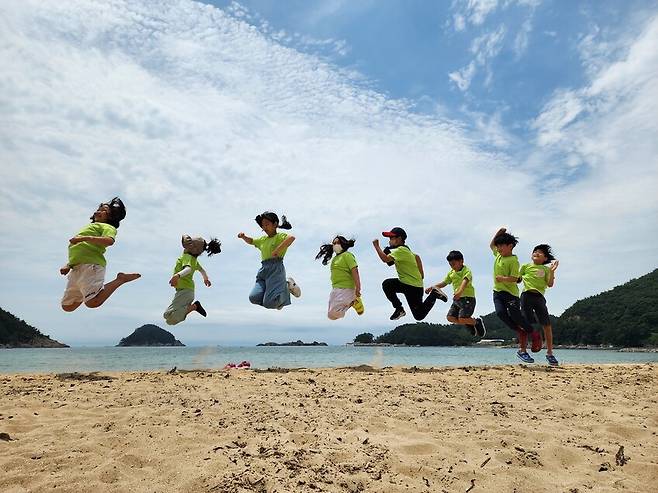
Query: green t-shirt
[
  {"left": 492, "top": 249, "right": 520, "bottom": 297},
  {"left": 68, "top": 222, "right": 117, "bottom": 267},
  {"left": 253, "top": 232, "right": 289, "bottom": 260},
  {"left": 389, "top": 245, "right": 423, "bottom": 288},
  {"left": 519, "top": 263, "right": 551, "bottom": 295},
  {"left": 173, "top": 253, "right": 202, "bottom": 291},
  {"left": 330, "top": 252, "right": 358, "bottom": 289},
  {"left": 443, "top": 265, "right": 475, "bottom": 298}
]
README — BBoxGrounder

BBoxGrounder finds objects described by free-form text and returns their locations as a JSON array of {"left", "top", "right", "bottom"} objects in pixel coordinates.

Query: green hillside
[
  {"left": 369, "top": 269, "right": 658, "bottom": 347},
  {"left": 0, "top": 307, "right": 69, "bottom": 348}
]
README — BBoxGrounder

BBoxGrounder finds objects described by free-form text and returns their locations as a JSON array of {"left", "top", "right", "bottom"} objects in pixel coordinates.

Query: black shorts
[
  {"left": 447, "top": 297, "right": 476, "bottom": 319},
  {"left": 521, "top": 291, "right": 550, "bottom": 326}
]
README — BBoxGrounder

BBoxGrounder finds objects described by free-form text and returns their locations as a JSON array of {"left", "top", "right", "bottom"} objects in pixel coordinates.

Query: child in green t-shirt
[
  {"left": 238, "top": 211, "right": 301, "bottom": 310},
  {"left": 519, "top": 244, "right": 560, "bottom": 365},
  {"left": 490, "top": 227, "right": 539, "bottom": 363},
  {"left": 60, "top": 198, "right": 141, "bottom": 312},
  {"left": 163, "top": 235, "right": 221, "bottom": 325},
  {"left": 373, "top": 227, "right": 448, "bottom": 321},
  {"left": 426, "top": 250, "right": 485, "bottom": 337},
  {"left": 315, "top": 236, "right": 364, "bottom": 319}
]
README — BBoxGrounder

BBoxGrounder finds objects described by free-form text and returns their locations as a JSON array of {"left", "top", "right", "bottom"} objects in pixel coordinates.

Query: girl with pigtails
[
  {"left": 316, "top": 236, "right": 364, "bottom": 319},
  {"left": 238, "top": 212, "right": 301, "bottom": 310},
  {"left": 163, "top": 235, "right": 222, "bottom": 325}
]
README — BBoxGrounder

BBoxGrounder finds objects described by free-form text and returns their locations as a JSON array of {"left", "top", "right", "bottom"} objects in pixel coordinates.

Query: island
[
  {"left": 1, "top": 307, "right": 69, "bottom": 348},
  {"left": 116, "top": 324, "right": 185, "bottom": 347},
  {"left": 257, "top": 340, "right": 328, "bottom": 347}
]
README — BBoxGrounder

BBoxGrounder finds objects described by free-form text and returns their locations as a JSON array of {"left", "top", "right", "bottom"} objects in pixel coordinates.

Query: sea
[{"left": 1, "top": 346, "right": 657, "bottom": 374}]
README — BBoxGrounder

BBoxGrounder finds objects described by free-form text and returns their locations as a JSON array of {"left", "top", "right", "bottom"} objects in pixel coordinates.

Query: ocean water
[{"left": 1, "top": 346, "right": 657, "bottom": 374}]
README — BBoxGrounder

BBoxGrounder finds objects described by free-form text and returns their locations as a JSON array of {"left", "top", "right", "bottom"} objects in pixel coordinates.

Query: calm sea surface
[{"left": 1, "top": 346, "right": 657, "bottom": 374}]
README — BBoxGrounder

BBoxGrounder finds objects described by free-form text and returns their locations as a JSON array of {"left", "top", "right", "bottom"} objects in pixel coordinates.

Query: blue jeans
[{"left": 249, "top": 257, "right": 291, "bottom": 309}]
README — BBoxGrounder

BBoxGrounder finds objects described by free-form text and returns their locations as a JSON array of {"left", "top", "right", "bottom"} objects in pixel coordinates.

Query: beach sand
[{"left": 1, "top": 364, "right": 656, "bottom": 492}]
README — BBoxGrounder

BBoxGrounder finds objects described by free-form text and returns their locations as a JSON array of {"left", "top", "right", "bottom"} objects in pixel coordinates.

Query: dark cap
[{"left": 382, "top": 227, "right": 407, "bottom": 240}]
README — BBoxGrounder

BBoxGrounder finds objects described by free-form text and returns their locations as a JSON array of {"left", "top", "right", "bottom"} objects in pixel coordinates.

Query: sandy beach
[{"left": 1, "top": 364, "right": 656, "bottom": 492}]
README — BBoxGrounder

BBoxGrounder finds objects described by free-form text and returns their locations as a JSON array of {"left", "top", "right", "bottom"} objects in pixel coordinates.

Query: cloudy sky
[{"left": 1, "top": 0, "right": 657, "bottom": 346}]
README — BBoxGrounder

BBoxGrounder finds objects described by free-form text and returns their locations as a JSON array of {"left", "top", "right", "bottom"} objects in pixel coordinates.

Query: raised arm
[
  {"left": 490, "top": 227, "right": 506, "bottom": 251},
  {"left": 547, "top": 260, "right": 559, "bottom": 287},
  {"left": 372, "top": 239, "right": 393, "bottom": 263},
  {"left": 237, "top": 232, "right": 254, "bottom": 245}
]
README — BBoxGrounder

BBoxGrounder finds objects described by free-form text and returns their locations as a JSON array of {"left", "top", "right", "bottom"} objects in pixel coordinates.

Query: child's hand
[
  {"left": 60, "top": 265, "right": 71, "bottom": 276},
  {"left": 271, "top": 249, "right": 280, "bottom": 258},
  {"left": 237, "top": 232, "right": 245, "bottom": 239},
  {"left": 169, "top": 275, "right": 180, "bottom": 287},
  {"left": 425, "top": 286, "right": 433, "bottom": 294},
  {"left": 453, "top": 292, "right": 462, "bottom": 301},
  {"left": 372, "top": 239, "right": 379, "bottom": 246},
  {"left": 204, "top": 278, "right": 212, "bottom": 287},
  {"left": 355, "top": 289, "right": 361, "bottom": 298},
  {"left": 550, "top": 260, "right": 559, "bottom": 271}
]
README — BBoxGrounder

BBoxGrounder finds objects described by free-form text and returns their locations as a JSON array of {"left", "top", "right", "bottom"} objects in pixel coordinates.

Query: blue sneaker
[
  {"left": 516, "top": 351, "right": 534, "bottom": 364},
  {"left": 546, "top": 354, "right": 559, "bottom": 366}
]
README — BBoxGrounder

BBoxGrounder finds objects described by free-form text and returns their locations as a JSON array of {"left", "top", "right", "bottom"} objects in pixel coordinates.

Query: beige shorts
[
  {"left": 61, "top": 264, "right": 106, "bottom": 306},
  {"left": 328, "top": 288, "right": 356, "bottom": 320},
  {"left": 163, "top": 289, "right": 195, "bottom": 326}
]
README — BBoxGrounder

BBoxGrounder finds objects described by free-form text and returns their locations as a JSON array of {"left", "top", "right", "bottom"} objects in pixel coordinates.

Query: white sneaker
[
  {"left": 287, "top": 277, "right": 301, "bottom": 298},
  {"left": 432, "top": 286, "right": 448, "bottom": 302}
]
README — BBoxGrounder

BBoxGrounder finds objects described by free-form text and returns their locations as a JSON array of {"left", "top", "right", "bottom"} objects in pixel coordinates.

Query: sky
[{"left": 1, "top": 0, "right": 657, "bottom": 346}]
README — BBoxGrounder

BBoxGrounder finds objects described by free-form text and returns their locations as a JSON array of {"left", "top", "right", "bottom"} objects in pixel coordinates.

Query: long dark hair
[
  {"left": 533, "top": 244, "right": 555, "bottom": 264},
  {"left": 315, "top": 236, "right": 355, "bottom": 265},
  {"left": 254, "top": 211, "right": 292, "bottom": 230},
  {"left": 205, "top": 238, "right": 222, "bottom": 256}
]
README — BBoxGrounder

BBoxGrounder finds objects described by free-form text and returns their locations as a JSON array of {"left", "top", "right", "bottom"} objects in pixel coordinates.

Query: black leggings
[
  {"left": 521, "top": 291, "right": 550, "bottom": 326},
  {"left": 493, "top": 290, "right": 533, "bottom": 333},
  {"left": 382, "top": 278, "right": 438, "bottom": 321}
]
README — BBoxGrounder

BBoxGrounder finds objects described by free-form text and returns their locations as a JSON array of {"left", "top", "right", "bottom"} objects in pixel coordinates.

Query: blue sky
[{"left": 1, "top": 0, "right": 657, "bottom": 346}]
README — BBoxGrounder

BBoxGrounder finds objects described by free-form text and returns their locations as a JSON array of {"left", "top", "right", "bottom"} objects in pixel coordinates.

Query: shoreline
[{"left": 2, "top": 364, "right": 656, "bottom": 492}]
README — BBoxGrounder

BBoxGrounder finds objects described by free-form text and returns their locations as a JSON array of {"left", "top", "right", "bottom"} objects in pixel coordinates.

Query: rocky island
[
  {"left": 1, "top": 307, "right": 69, "bottom": 348},
  {"left": 116, "top": 324, "right": 185, "bottom": 347},
  {"left": 257, "top": 340, "right": 327, "bottom": 347}
]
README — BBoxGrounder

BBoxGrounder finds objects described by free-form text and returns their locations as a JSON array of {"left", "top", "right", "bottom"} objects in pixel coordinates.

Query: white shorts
[
  {"left": 61, "top": 264, "right": 106, "bottom": 306},
  {"left": 328, "top": 288, "right": 356, "bottom": 320}
]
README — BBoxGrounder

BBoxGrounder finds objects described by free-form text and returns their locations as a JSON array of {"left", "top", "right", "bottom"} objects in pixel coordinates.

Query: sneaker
[
  {"left": 516, "top": 351, "right": 534, "bottom": 364},
  {"left": 530, "top": 330, "right": 542, "bottom": 353},
  {"left": 432, "top": 286, "right": 448, "bottom": 302},
  {"left": 389, "top": 307, "right": 406, "bottom": 320},
  {"left": 287, "top": 277, "right": 301, "bottom": 298},
  {"left": 194, "top": 301, "right": 207, "bottom": 317},
  {"left": 546, "top": 354, "right": 559, "bottom": 366},
  {"left": 474, "top": 317, "right": 486, "bottom": 338},
  {"left": 352, "top": 297, "right": 365, "bottom": 315}
]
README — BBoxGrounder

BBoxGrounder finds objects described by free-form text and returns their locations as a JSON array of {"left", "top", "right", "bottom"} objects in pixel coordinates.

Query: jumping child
[
  {"left": 519, "top": 244, "right": 560, "bottom": 365},
  {"left": 60, "top": 198, "right": 140, "bottom": 311},
  {"left": 490, "top": 227, "right": 539, "bottom": 363},
  {"left": 316, "top": 236, "right": 364, "bottom": 319},
  {"left": 373, "top": 227, "right": 448, "bottom": 321},
  {"left": 238, "top": 212, "right": 301, "bottom": 310},
  {"left": 426, "top": 250, "right": 486, "bottom": 337},
  {"left": 163, "top": 235, "right": 222, "bottom": 325}
]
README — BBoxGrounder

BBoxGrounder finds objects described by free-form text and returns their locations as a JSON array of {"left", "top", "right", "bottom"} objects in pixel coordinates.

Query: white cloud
[{"left": 450, "top": 26, "right": 506, "bottom": 91}]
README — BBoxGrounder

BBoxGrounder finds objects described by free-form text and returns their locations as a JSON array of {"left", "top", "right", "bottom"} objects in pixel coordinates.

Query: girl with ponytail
[
  {"left": 163, "top": 235, "right": 222, "bottom": 325},
  {"left": 238, "top": 211, "right": 301, "bottom": 310},
  {"left": 316, "top": 236, "right": 364, "bottom": 319}
]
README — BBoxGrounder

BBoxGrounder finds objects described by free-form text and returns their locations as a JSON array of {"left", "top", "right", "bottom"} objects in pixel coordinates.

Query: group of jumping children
[{"left": 60, "top": 198, "right": 560, "bottom": 365}]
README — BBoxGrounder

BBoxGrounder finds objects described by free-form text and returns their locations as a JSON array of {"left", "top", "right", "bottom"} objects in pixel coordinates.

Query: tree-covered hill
[
  {"left": 367, "top": 269, "right": 658, "bottom": 347},
  {"left": 117, "top": 324, "right": 185, "bottom": 347},
  {"left": 0, "top": 307, "right": 69, "bottom": 348}
]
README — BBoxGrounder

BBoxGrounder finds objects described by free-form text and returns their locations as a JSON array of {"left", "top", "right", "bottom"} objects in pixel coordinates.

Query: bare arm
[
  {"left": 69, "top": 236, "right": 115, "bottom": 246},
  {"left": 454, "top": 278, "right": 469, "bottom": 299},
  {"left": 425, "top": 280, "right": 448, "bottom": 294},
  {"left": 495, "top": 275, "right": 519, "bottom": 283},
  {"left": 237, "top": 232, "right": 254, "bottom": 245},
  {"left": 199, "top": 267, "right": 211, "bottom": 287},
  {"left": 547, "top": 260, "right": 559, "bottom": 287},
  {"left": 351, "top": 267, "right": 361, "bottom": 297},
  {"left": 272, "top": 235, "right": 295, "bottom": 257},
  {"left": 372, "top": 239, "right": 393, "bottom": 263},
  {"left": 415, "top": 254, "right": 424, "bottom": 279},
  {"left": 490, "top": 227, "right": 506, "bottom": 251}
]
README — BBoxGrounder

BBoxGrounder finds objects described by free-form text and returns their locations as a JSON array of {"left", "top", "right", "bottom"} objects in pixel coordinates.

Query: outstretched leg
[{"left": 85, "top": 273, "right": 141, "bottom": 308}]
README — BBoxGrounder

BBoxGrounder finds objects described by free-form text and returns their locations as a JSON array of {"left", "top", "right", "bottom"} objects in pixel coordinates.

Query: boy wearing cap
[
  {"left": 60, "top": 198, "right": 140, "bottom": 312},
  {"left": 373, "top": 227, "right": 448, "bottom": 321}
]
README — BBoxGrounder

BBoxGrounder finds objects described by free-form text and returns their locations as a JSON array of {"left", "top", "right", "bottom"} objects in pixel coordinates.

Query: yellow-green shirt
[
  {"left": 330, "top": 252, "right": 358, "bottom": 289},
  {"left": 68, "top": 222, "right": 117, "bottom": 267},
  {"left": 492, "top": 249, "right": 520, "bottom": 297},
  {"left": 519, "top": 263, "right": 551, "bottom": 295},
  {"left": 443, "top": 265, "right": 475, "bottom": 298},
  {"left": 173, "top": 253, "right": 202, "bottom": 291},
  {"left": 389, "top": 245, "right": 423, "bottom": 288},
  {"left": 253, "top": 232, "right": 289, "bottom": 260}
]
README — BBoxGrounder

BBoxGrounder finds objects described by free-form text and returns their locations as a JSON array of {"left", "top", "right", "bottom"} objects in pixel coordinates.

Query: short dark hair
[
  {"left": 533, "top": 244, "right": 555, "bottom": 264},
  {"left": 493, "top": 232, "right": 518, "bottom": 247},
  {"left": 446, "top": 250, "right": 464, "bottom": 262}
]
